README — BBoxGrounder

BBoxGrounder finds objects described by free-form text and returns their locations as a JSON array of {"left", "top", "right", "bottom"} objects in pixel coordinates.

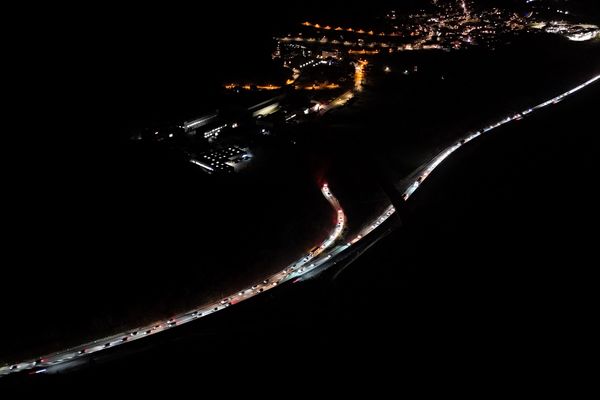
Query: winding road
[
  {"left": 1, "top": 73, "right": 598, "bottom": 378},
  {"left": 0, "top": 183, "right": 347, "bottom": 377}
]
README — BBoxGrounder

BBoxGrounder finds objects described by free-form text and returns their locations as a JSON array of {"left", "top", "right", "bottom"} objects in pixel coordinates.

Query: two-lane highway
[
  {"left": 287, "top": 73, "right": 600, "bottom": 282},
  {"left": 0, "top": 183, "right": 347, "bottom": 377},
  {"left": 2, "top": 73, "right": 598, "bottom": 378}
]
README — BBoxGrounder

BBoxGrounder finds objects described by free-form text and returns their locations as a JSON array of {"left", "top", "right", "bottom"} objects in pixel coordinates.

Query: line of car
[
  {"left": 3, "top": 74, "right": 599, "bottom": 377},
  {"left": 0, "top": 184, "right": 347, "bottom": 377}
]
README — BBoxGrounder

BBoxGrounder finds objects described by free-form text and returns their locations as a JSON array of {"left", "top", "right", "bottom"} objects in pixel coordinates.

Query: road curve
[
  {"left": 1, "top": 73, "right": 598, "bottom": 378},
  {"left": 288, "top": 74, "right": 600, "bottom": 284},
  {"left": 0, "top": 184, "right": 347, "bottom": 377}
]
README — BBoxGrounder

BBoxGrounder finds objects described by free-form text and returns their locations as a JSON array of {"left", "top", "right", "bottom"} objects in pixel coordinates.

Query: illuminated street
[
  {"left": 3, "top": 71, "right": 598, "bottom": 377},
  {"left": 2, "top": 0, "right": 599, "bottom": 385}
]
